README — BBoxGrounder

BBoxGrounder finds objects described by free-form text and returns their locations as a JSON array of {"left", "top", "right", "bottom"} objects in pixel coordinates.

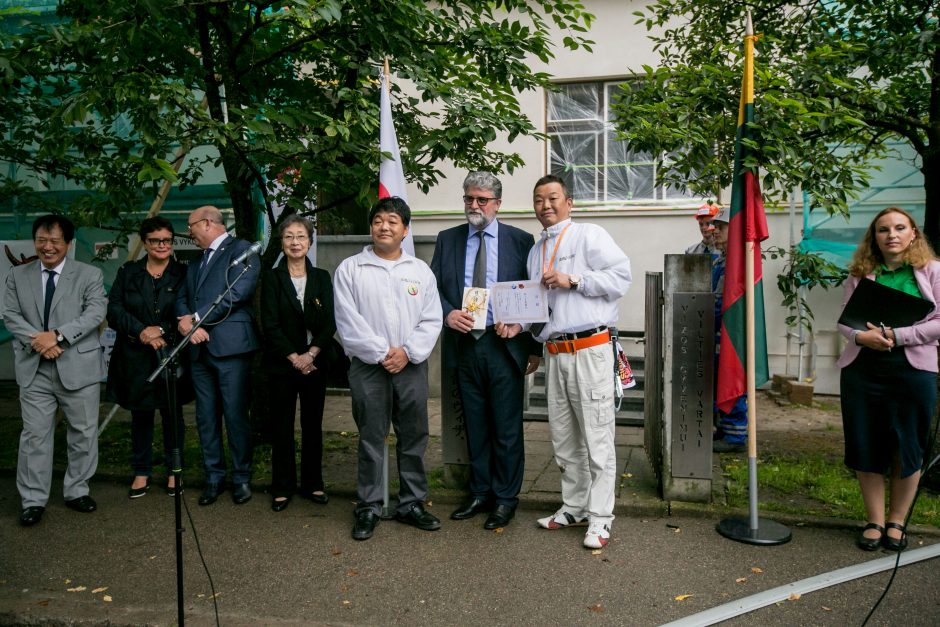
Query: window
[{"left": 547, "top": 81, "right": 693, "bottom": 205}]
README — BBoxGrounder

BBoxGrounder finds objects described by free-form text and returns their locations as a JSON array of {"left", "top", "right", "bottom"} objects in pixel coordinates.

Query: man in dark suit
[
  {"left": 2, "top": 214, "right": 107, "bottom": 526},
  {"left": 176, "top": 206, "right": 260, "bottom": 505},
  {"left": 430, "top": 172, "right": 540, "bottom": 530}
]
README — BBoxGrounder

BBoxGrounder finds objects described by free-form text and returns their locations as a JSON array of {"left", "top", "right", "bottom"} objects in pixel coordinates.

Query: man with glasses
[
  {"left": 430, "top": 172, "right": 540, "bottom": 530},
  {"left": 176, "top": 205, "right": 261, "bottom": 506},
  {"left": 2, "top": 215, "right": 107, "bottom": 526}
]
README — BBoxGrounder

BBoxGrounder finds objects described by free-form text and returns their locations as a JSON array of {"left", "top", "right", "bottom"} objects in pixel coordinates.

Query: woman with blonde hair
[{"left": 838, "top": 206, "right": 940, "bottom": 551}]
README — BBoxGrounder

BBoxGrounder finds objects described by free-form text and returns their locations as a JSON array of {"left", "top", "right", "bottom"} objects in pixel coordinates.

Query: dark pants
[
  {"left": 268, "top": 367, "right": 327, "bottom": 498},
  {"left": 456, "top": 331, "right": 525, "bottom": 507},
  {"left": 131, "top": 408, "right": 185, "bottom": 476},
  {"left": 349, "top": 358, "right": 430, "bottom": 515},
  {"left": 191, "top": 352, "right": 254, "bottom": 484}
]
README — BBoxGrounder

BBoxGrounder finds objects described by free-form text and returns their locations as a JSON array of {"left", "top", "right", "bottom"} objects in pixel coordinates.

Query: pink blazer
[{"left": 837, "top": 260, "right": 940, "bottom": 373}]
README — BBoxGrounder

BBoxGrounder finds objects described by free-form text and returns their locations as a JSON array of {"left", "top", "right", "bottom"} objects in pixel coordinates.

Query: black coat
[
  {"left": 106, "top": 257, "right": 195, "bottom": 410},
  {"left": 260, "top": 259, "right": 337, "bottom": 374}
]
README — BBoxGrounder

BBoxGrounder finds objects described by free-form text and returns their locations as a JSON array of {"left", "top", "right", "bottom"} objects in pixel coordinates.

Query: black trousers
[
  {"left": 131, "top": 408, "right": 185, "bottom": 476},
  {"left": 268, "top": 367, "right": 327, "bottom": 497},
  {"left": 456, "top": 331, "right": 525, "bottom": 507}
]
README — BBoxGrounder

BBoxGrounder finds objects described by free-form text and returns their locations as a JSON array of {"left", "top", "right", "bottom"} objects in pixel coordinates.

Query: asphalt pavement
[{"left": 1, "top": 395, "right": 940, "bottom": 625}]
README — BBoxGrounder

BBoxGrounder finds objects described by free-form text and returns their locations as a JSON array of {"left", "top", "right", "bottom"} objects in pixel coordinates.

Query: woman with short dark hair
[{"left": 107, "top": 217, "right": 193, "bottom": 498}]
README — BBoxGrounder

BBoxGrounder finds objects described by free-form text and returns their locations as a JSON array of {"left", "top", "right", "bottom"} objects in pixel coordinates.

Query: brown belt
[{"left": 545, "top": 331, "right": 610, "bottom": 354}]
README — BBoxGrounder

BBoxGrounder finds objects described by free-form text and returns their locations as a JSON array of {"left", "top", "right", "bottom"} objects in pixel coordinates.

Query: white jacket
[{"left": 334, "top": 246, "right": 443, "bottom": 364}]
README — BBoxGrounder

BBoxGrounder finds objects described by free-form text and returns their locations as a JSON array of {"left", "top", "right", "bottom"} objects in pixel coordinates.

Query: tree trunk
[{"left": 923, "top": 150, "right": 940, "bottom": 253}]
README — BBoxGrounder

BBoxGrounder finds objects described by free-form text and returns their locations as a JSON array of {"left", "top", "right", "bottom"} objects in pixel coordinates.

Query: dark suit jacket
[
  {"left": 430, "top": 221, "right": 539, "bottom": 372},
  {"left": 175, "top": 235, "right": 260, "bottom": 358},
  {"left": 106, "top": 257, "right": 194, "bottom": 409},
  {"left": 259, "top": 259, "right": 336, "bottom": 374},
  {"left": 1, "top": 258, "right": 107, "bottom": 390}
]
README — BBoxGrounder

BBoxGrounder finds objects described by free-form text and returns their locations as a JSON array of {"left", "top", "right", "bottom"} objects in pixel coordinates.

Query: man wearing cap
[
  {"left": 498, "top": 175, "right": 632, "bottom": 550},
  {"left": 709, "top": 206, "right": 748, "bottom": 453},
  {"left": 685, "top": 202, "right": 720, "bottom": 256}
]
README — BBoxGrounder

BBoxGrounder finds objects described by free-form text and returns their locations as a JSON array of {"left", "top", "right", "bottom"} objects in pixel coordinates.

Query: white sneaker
[
  {"left": 583, "top": 522, "right": 611, "bottom": 549},
  {"left": 537, "top": 510, "right": 589, "bottom": 530}
]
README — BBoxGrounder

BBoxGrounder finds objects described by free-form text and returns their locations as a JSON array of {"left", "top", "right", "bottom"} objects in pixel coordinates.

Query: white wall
[{"left": 412, "top": 207, "right": 848, "bottom": 395}]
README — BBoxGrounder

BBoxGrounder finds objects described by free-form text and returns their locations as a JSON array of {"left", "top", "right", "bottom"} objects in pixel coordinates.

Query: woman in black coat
[
  {"left": 107, "top": 217, "right": 193, "bottom": 498},
  {"left": 261, "top": 215, "right": 336, "bottom": 512}
]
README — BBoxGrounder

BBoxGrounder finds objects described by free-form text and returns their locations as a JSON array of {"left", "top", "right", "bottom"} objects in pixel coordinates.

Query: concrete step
[{"left": 523, "top": 406, "right": 645, "bottom": 428}]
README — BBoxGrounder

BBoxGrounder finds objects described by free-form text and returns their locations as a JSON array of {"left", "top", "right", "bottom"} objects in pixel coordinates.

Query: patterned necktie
[
  {"left": 471, "top": 231, "right": 486, "bottom": 339},
  {"left": 43, "top": 269, "right": 56, "bottom": 331},
  {"left": 198, "top": 248, "right": 212, "bottom": 275}
]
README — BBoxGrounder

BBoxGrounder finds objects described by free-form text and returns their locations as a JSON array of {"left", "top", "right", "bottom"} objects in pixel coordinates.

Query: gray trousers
[
  {"left": 349, "top": 358, "right": 430, "bottom": 515},
  {"left": 18, "top": 360, "right": 100, "bottom": 507}
]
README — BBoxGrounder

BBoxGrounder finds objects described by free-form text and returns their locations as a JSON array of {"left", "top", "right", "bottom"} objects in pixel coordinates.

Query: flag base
[{"left": 716, "top": 516, "right": 792, "bottom": 545}]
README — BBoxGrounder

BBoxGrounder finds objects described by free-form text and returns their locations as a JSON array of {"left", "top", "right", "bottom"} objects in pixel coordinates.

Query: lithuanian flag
[{"left": 716, "top": 17, "right": 770, "bottom": 414}]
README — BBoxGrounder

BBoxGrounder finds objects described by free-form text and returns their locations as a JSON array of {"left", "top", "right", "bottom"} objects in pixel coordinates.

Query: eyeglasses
[
  {"left": 146, "top": 238, "right": 174, "bottom": 247},
  {"left": 282, "top": 234, "right": 309, "bottom": 243},
  {"left": 187, "top": 218, "right": 209, "bottom": 231},
  {"left": 463, "top": 195, "right": 498, "bottom": 206},
  {"left": 34, "top": 237, "right": 64, "bottom": 246}
]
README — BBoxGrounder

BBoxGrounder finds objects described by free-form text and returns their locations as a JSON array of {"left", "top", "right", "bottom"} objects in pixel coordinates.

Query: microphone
[{"left": 229, "top": 241, "right": 263, "bottom": 267}]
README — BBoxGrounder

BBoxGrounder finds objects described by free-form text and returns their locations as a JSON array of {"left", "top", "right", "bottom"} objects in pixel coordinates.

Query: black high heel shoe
[
  {"left": 856, "top": 522, "right": 884, "bottom": 551},
  {"left": 271, "top": 496, "right": 291, "bottom": 512},
  {"left": 128, "top": 478, "right": 151, "bottom": 499},
  {"left": 883, "top": 522, "right": 908, "bottom": 551}
]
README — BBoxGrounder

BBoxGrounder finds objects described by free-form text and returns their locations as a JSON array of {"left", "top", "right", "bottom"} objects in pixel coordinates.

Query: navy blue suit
[
  {"left": 431, "top": 221, "right": 538, "bottom": 507},
  {"left": 176, "top": 235, "right": 260, "bottom": 484}
]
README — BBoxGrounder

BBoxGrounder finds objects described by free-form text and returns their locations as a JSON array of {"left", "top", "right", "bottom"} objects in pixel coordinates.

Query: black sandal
[
  {"left": 883, "top": 522, "right": 908, "bottom": 551},
  {"left": 856, "top": 522, "right": 884, "bottom": 551}
]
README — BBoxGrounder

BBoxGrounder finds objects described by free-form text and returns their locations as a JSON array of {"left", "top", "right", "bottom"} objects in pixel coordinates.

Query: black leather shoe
[
  {"left": 198, "top": 483, "right": 224, "bottom": 506},
  {"left": 352, "top": 509, "right": 378, "bottom": 541},
  {"left": 19, "top": 506, "right": 44, "bottom": 527},
  {"left": 451, "top": 498, "right": 493, "bottom": 520},
  {"left": 396, "top": 503, "right": 441, "bottom": 531},
  {"left": 232, "top": 483, "right": 252, "bottom": 505},
  {"left": 300, "top": 491, "right": 329, "bottom": 505},
  {"left": 271, "top": 496, "right": 290, "bottom": 512},
  {"left": 883, "top": 522, "right": 908, "bottom": 551},
  {"left": 856, "top": 522, "right": 884, "bottom": 551},
  {"left": 64, "top": 495, "right": 97, "bottom": 513},
  {"left": 484, "top": 504, "right": 516, "bottom": 530}
]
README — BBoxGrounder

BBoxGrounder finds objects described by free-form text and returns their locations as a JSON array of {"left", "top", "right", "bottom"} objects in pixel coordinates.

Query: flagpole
[
  {"left": 716, "top": 11, "right": 791, "bottom": 545},
  {"left": 379, "top": 55, "right": 394, "bottom": 521}
]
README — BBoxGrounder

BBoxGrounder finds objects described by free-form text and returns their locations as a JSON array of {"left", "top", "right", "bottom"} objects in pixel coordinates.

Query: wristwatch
[
  {"left": 568, "top": 274, "right": 582, "bottom": 290},
  {"left": 53, "top": 329, "right": 64, "bottom": 344}
]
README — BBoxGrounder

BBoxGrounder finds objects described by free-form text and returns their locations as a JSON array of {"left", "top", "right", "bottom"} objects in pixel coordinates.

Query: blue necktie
[
  {"left": 43, "top": 269, "right": 56, "bottom": 331},
  {"left": 198, "top": 248, "right": 212, "bottom": 275}
]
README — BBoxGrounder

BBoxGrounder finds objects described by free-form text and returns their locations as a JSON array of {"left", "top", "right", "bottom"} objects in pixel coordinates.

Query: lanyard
[{"left": 541, "top": 224, "right": 572, "bottom": 275}]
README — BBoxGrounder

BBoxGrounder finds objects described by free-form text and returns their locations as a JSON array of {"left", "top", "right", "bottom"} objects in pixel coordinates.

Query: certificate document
[
  {"left": 462, "top": 287, "right": 490, "bottom": 330},
  {"left": 491, "top": 281, "right": 549, "bottom": 324}
]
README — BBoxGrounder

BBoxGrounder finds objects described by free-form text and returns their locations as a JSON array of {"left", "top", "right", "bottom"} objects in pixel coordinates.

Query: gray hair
[
  {"left": 463, "top": 171, "right": 502, "bottom": 199},
  {"left": 277, "top": 214, "right": 314, "bottom": 238}
]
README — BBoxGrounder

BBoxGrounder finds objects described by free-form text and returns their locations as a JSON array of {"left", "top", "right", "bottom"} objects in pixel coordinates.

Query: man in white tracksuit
[
  {"left": 499, "top": 174, "right": 632, "bottom": 549},
  {"left": 333, "top": 196, "right": 444, "bottom": 541}
]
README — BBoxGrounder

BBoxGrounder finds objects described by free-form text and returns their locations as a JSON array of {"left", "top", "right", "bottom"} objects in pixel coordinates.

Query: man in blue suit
[
  {"left": 176, "top": 206, "right": 260, "bottom": 505},
  {"left": 430, "top": 172, "right": 540, "bottom": 530}
]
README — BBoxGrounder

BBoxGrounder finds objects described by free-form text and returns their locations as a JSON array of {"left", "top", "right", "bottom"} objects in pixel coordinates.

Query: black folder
[{"left": 837, "top": 277, "right": 934, "bottom": 330}]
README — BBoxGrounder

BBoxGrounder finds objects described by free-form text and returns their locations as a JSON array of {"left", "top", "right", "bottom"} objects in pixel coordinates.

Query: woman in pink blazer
[{"left": 838, "top": 207, "right": 940, "bottom": 552}]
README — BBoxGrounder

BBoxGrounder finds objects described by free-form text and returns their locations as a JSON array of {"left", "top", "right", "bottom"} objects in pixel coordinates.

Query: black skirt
[{"left": 840, "top": 348, "right": 937, "bottom": 478}]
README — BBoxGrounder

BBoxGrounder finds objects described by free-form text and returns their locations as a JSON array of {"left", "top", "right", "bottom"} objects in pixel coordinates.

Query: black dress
[{"left": 106, "top": 258, "right": 194, "bottom": 475}]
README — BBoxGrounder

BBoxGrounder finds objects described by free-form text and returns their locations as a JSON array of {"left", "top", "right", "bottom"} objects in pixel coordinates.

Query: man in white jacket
[
  {"left": 498, "top": 175, "right": 632, "bottom": 550},
  {"left": 334, "top": 197, "right": 444, "bottom": 541}
]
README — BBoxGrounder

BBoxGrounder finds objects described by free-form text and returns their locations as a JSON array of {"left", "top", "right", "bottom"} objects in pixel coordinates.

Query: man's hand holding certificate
[{"left": 490, "top": 280, "right": 549, "bottom": 324}]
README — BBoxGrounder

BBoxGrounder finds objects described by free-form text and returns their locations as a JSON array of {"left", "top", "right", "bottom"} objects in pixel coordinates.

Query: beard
[{"left": 466, "top": 211, "right": 490, "bottom": 228}]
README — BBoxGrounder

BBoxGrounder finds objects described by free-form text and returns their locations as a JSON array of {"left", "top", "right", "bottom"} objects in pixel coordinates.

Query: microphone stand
[{"left": 146, "top": 260, "right": 256, "bottom": 627}]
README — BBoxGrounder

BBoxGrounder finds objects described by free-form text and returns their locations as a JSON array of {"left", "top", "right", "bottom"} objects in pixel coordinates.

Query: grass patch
[{"left": 723, "top": 451, "right": 940, "bottom": 527}]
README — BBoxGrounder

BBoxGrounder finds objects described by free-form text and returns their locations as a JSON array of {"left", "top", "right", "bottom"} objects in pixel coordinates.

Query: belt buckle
[{"left": 565, "top": 339, "right": 576, "bottom": 353}]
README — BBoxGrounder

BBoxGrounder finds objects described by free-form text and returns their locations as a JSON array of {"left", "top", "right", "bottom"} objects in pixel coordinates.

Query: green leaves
[
  {"left": 612, "top": 0, "right": 934, "bottom": 229},
  {"left": 0, "top": 0, "right": 594, "bottom": 234}
]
